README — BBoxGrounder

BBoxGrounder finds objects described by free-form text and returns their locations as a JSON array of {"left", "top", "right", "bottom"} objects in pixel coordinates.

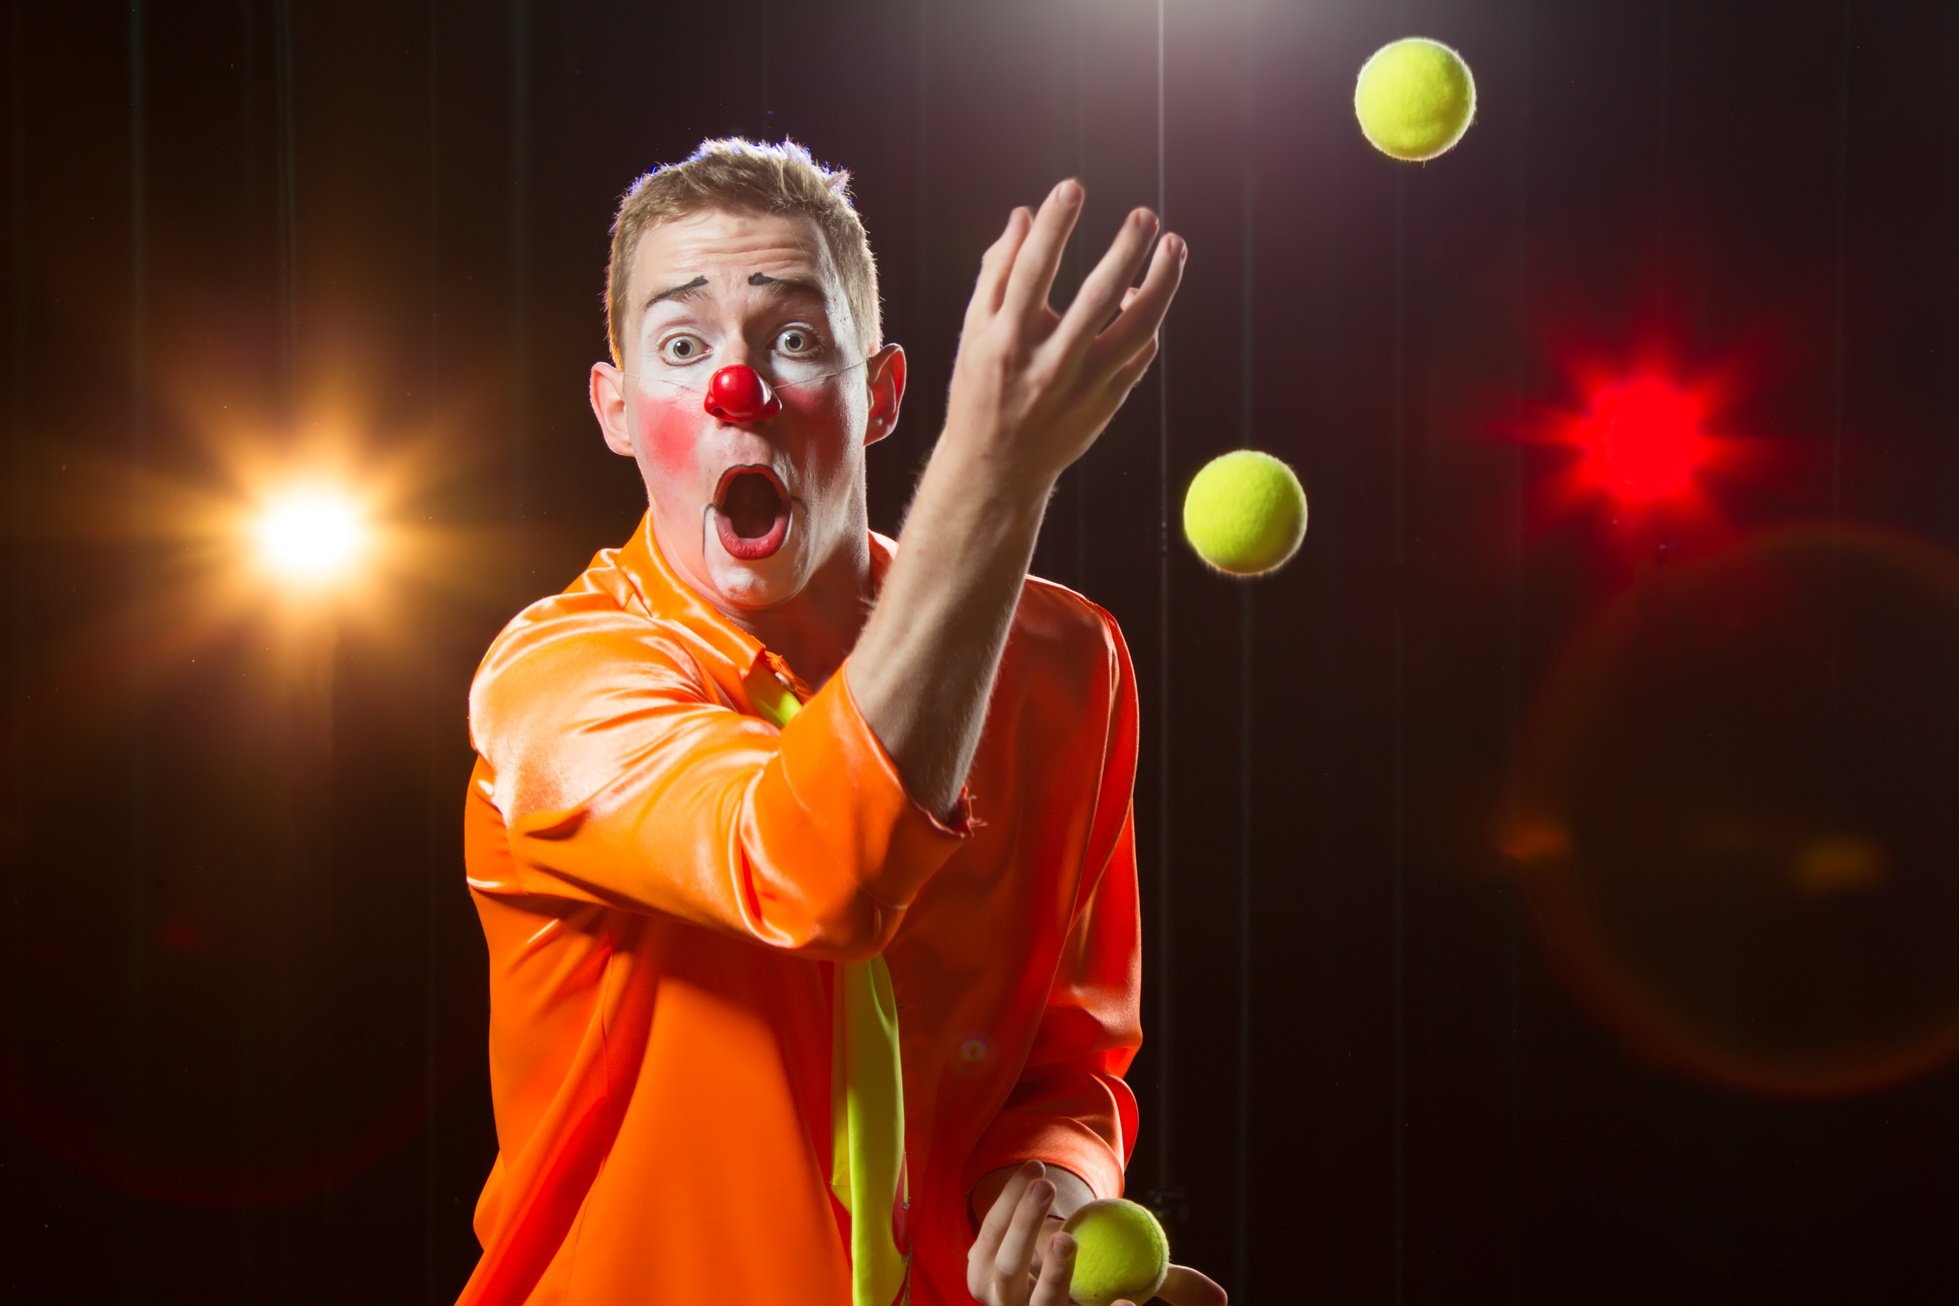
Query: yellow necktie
[{"left": 750, "top": 669, "right": 910, "bottom": 1306}]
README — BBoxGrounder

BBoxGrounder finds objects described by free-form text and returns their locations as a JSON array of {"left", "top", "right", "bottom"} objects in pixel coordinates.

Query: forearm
[{"left": 846, "top": 435, "right": 1051, "bottom": 819}]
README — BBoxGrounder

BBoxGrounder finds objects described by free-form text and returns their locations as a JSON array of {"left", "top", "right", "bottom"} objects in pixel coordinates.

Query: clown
[{"left": 457, "top": 138, "right": 1222, "bottom": 1306}]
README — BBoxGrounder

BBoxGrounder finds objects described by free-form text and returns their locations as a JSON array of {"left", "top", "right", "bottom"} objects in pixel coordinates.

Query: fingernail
[{"left": 1056, "top": 179, "right": 1082, "bottom": 205}]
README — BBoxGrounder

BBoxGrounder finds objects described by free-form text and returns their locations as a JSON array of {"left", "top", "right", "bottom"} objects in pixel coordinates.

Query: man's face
[{"left": 593, "top": 207, "right": 898, "bottom": 617}]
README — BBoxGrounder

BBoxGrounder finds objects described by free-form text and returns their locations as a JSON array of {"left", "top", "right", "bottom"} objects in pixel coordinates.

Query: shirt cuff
[
  {"left": 961, "top": 1119, "right": 1128, "bottom": 1212},
  {"left": 769, "top": 657, "right": 974, "bottom": 911}
]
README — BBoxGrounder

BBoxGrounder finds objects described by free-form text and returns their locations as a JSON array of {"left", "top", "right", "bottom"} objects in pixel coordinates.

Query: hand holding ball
[
  {"left": 1059, "top": 1198, "right": 1171, "bottom": 1306},
  {"left": 1354, "top": 37, "right": 1477, "bottom": 161},
  {"left": 1182, "top": 449, "right": 1308, "bottom": 577}
]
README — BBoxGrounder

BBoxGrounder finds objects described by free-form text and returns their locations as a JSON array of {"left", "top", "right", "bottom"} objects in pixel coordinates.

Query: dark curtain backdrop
[{"left": 5, "top": 0, "right": 1959, "bottom": 1301}]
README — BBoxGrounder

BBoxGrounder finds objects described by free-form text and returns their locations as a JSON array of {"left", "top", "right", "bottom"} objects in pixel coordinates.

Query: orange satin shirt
[{"left": 457, "top": 510, "right": 1143, "bottom": 1305}]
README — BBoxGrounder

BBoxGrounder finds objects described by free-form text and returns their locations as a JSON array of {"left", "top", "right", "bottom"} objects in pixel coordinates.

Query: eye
[
  {"left": 775, "top": 326, "right": 822, "bottom": 356},
  {"left": 659, "top": 334, "right": 708, "bottom": 364}
]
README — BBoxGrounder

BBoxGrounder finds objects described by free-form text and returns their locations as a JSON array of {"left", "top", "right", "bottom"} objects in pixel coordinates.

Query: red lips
[
  {"left": 705, "top": 364, "right": 782, "bottom": 423},
  {"left": 712, "top": 466, "right": 791, "bottom": 561}
]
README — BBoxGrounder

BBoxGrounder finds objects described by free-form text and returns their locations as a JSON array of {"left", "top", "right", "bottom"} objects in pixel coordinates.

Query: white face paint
[{"left": 612, "top": 209, "right": 879, "bottom": 616}]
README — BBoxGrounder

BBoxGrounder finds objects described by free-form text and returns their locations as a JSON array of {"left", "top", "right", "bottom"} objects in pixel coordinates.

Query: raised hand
[
  {"left": 945, "top": 179, "right": 1186, "bottom": 495},
  {"left": 844, "top": 182, "right": 1182, "bottom": 833}
]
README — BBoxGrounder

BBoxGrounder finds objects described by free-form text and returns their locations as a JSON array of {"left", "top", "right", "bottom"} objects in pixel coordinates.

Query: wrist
[{"left": 926, "top": 421, "right": 1058, "bottom": 520}]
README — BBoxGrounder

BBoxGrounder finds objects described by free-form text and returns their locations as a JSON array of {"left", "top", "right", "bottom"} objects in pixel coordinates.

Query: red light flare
[
  {"left": 1513, "top": 358, "right": 1757, "bottom": 532},
  {"left": 1573, "top": 373, "right": 1709, "bottom": 504}
]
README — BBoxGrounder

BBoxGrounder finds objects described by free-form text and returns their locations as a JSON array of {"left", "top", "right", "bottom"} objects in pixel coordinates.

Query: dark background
[{"left": 6, "top": 0, "right": 1959, "bottom": 1301}]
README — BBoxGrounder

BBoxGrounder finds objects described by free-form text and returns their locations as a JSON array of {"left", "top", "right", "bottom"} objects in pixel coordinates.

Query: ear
[
  {"left": 591, "top": 361, "right": 635, "bottom": 457},
  {"left": 863, "top": 343, "right": 906, "bottom": 447}
]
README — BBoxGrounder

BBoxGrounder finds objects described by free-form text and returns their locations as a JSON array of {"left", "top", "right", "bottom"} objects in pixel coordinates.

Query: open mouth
[{"left": 711, "top": 466, "right": 793, "bottom": 561}]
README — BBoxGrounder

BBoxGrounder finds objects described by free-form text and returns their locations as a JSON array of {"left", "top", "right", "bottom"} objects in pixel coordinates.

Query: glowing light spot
[
  {"left": 1501, "top": 817, "right": 1573, "bottom": 866},
  {"left": 1794, "top": 837, "right": 1887, "bottom": 896},
  {"left": 1576, "top": 374, "right": 1708, "bottom": 504},
  {"left": 155, "top": 918, "right": 203, "bottom": 955},
  {"left": 254, "top": 488, "right": 366, "bottom": 583}
]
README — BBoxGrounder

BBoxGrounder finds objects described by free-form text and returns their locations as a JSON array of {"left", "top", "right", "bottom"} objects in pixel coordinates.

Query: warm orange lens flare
[{"left": 254, "top": 488, "right": 366, "bottom": 584}]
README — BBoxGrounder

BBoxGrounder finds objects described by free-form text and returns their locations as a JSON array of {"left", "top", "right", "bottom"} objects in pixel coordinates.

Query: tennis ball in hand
[
  {"left": 1354, "top": 37, "right": 1477, "bottom": 162},
  {"left": 1181, "top": 449, "right": 1308, "bottom": 577},
  {"left": 1059, "top": 1198, "right": 1170, "bottom": 1306}
]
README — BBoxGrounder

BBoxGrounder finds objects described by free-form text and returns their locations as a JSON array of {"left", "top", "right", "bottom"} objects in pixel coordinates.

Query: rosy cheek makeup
[
  {"left": 632, "top": 388, "right": 704, "bottom": 487},
  {"left": 767, "top": 374, "right": 852, "bottom": 448}
]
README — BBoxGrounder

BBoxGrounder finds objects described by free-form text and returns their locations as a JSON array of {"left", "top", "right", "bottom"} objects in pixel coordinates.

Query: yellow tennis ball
[
  {"left": 1354, "top": 36, "right": 1477, "bottom": 162},
  {"left": 1181, "top": 449, "right": 1308, "bottom": 577},
  {"left": 1059, "top": 1198, "right": 1170, "bottom": 1306}
]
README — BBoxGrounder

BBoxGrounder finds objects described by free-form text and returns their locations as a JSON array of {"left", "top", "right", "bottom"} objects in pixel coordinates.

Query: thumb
[{"left": 1156, "top": 1262, "right": 1229, "bottom": 1304}]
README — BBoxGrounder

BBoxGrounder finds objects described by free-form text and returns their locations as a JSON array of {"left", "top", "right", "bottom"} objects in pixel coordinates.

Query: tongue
[{"left": 723, "top": 474, "right": 782, "bottom": 538}]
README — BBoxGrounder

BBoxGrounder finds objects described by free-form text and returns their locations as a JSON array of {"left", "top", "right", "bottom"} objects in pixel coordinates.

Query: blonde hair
[{"left": 605, "top": 138, "right": 882, "bottom": 367}]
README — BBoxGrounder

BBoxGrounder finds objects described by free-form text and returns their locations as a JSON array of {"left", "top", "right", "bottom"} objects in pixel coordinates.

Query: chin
[
  {"left": 705, "top": 560, "right": 808, "bottom": 613},
  {"left": 698, "top": 499, "right": 834, "bottom": 614},
  {"left": 701, "top": 527, "right": 811, "bottom": 613}
]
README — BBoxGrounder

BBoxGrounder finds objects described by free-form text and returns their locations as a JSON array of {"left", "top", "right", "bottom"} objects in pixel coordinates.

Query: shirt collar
[{"left": 614, "top": 508, "right": 895, "bottom": 688}]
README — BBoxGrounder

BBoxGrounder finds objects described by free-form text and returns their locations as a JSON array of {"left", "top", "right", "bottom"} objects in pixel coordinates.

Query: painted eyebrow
[
  {"left": 642, "top": 272, "right": 828, "bottom": 317},
  {"left": 747, "top": 272, "right": 827, "bottom": 301},
  {"left": 643, "top": 276, "right": 708, "bottom": 313}
]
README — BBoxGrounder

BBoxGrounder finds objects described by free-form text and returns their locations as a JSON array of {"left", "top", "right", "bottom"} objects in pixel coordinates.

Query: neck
[{"left": 735, "top": 531, "right": 875, "bottom": 691}]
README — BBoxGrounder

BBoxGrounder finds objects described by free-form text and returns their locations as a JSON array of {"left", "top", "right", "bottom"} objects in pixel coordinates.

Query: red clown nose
[{"left": 705, "top": 364, "right": 782, "bottom": 423}]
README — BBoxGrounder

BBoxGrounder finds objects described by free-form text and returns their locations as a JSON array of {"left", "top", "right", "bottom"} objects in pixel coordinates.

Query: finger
[
  {"left": 1157, "top": 1263, "right": 1230, "bottom": 1306},
  {"left": 1087, "top": 232, "right": 1185, "bottom": 376},
  {"left": 1029, "top": 1232, "right": 1077, "bottom": 1306},
  {"left": 992, "top": 1177, "right": 1057, "bottom": 1287},
  {"left": 1103, "top": 331, "right": 1159, "bottom": 402},
  {"left": 1031, "top": 1212, "right": 1067, "bottom": 1269},
  {"left": 970, "top": 208, "right": 1034, "bottom": 327},
  {"left": 999, "top": 179, "right": 1086, "bottom": 329},
  {"left": 971, "top": 1161, "right": 1046, "bottom": 1270},
  {"left": 1052, "top": 206, "right": 1160, "bottom": 356}
]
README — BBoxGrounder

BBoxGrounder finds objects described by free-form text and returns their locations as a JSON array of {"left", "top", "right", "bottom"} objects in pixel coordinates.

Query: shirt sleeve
[
  {"left": 960, "top": 607, "right": 1144, "bottom": 1204},
  {"left": 466, "top": 597, "right": 971, "bottom": 960}
]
